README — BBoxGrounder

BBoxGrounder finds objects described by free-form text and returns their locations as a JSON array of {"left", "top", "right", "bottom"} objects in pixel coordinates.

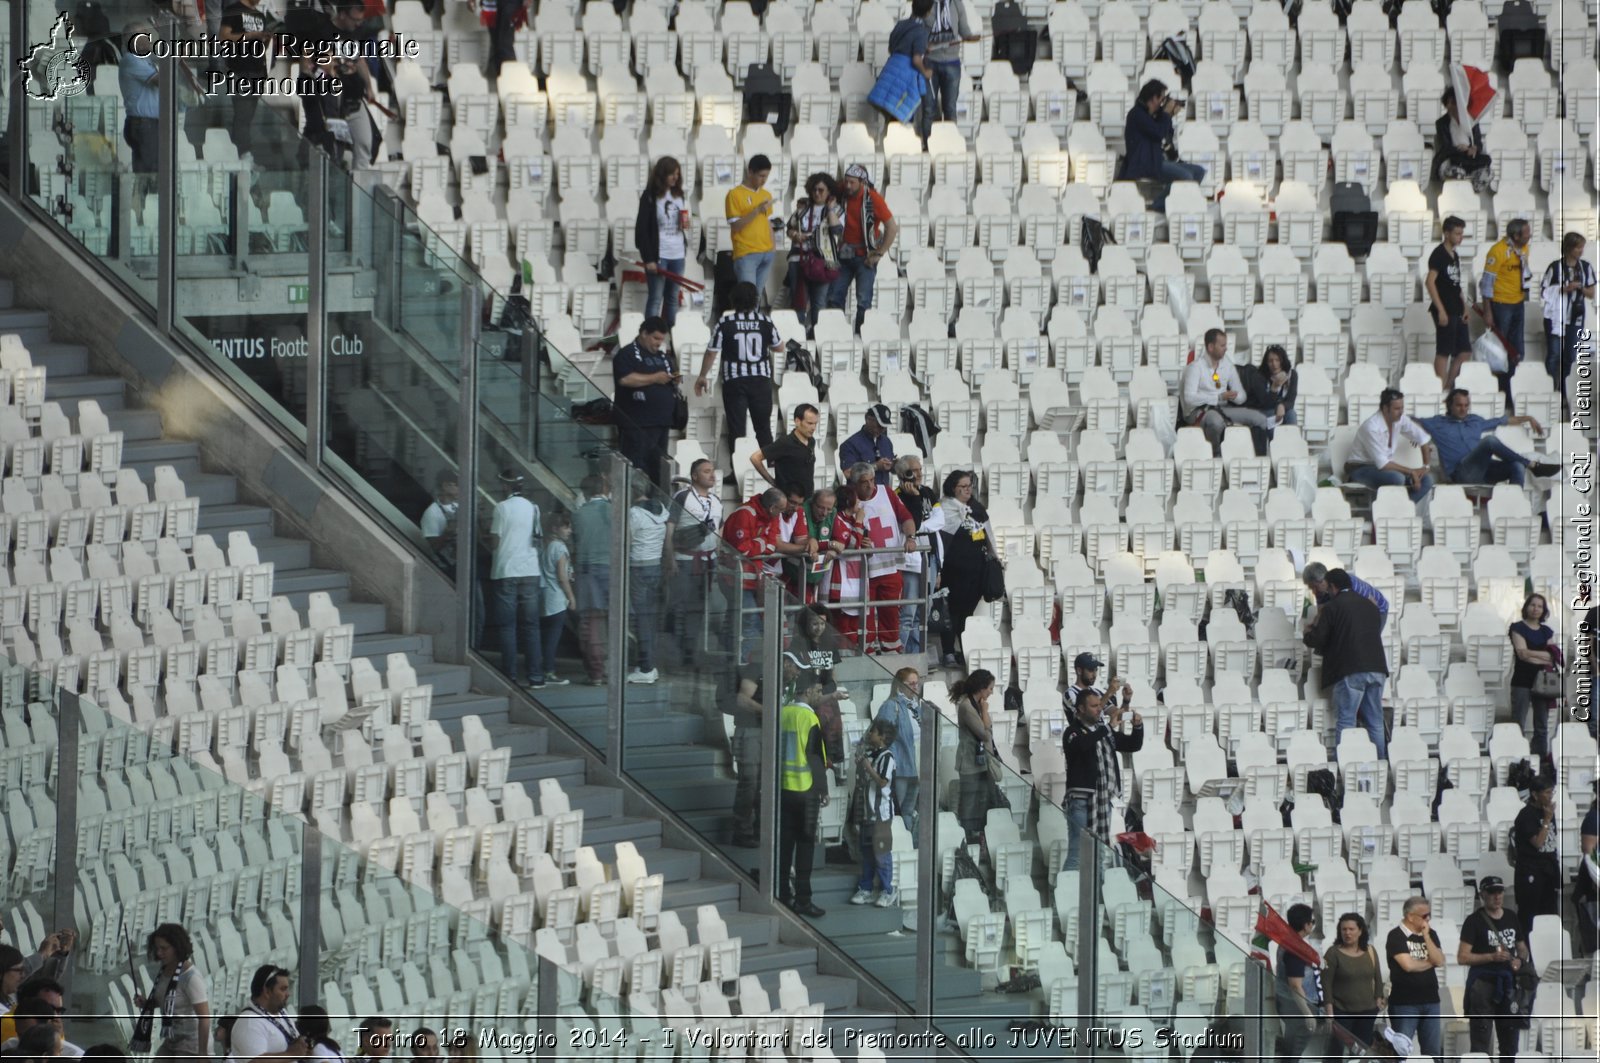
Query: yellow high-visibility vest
[{"left": 780, "top": 702, "right": 821, "bottom": 792}]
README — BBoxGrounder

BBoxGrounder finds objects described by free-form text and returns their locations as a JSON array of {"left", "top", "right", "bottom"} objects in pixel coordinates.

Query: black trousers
[
  {"left": 722, "top": 375, "right": 775, "bottom": 449},
  {"left": 617, "top": 422, "right": 669, "bottom": 489},
  {"left": 489, "top": 0, "right": 525, "bottom": 76},
  {"left": 124, "top": 117, "right": 159, "bottom": 174},
  {"left": 1515, "top": 863, "right": 1560, "bottom": 934},
  {"left": 778, "top": 789, "right": 817, "bottom": 904},
  {"left": 1464, "top": 978, "right": 1520, "bottom": 1063},
  {"left": 229, "top": 95, "right": 259, "bottom": 156}
]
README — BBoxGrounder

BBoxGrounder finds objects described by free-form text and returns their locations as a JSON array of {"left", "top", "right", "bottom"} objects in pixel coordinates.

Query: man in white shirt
[
  {"left": 230, "top": 966, "right": 306, "bottom": 1063},
  {"left": 1178, "top": 328, "right": 1271, "bottom": 454},
  {"left": 666, "top": 458, "right": 725, "bottom": 660},
  {"left": 418, "top": 472, "right": 459, "bottom": 570},
  {"left": 489, "top": 469, "right": 546, "bottom": 688},
  {"left": 1347, "top": 387, "right": 1438, "bottom": 503}
]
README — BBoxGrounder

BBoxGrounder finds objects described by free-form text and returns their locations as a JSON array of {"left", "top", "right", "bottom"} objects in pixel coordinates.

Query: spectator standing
[
  {"left": 218, "top": 0, "right": 272, "bottom": 160},
  {"left": 1064, "top": 653, "right": 1126, "bottom": 716},
  {"left": 953, "top": 670, "right": 1001, "bottom": 847},
  {"left": 1479, "top": 218, "right": 1533, "bottom": 366},
  {"left": 1385, "top": 897, "right": 1445, "bottom": 1060},
  {"left": 752, "top": 403, "right": 820, "bottom": 498},
  {"left": 724, "top": 653, "right": 804, "bottom": 847},
  {"left": 932, "top": 470, "right": 992, "bottom": 669},
  {"left": 722, "top": 487, "right": 787, "bottom": 661},
  {"left": 419, "top": 472, "right": 459, "bottom": 570},
  {"left": 1433, "top": 88, "right": 1494, "bottom": 193},
  {"left": 1061, "top": 686, "right": 1144, "bottom": 871},
  {"left": 1322, "top": 912, "right": 1385, "bottom": 1047},
  {"left": 777, "top": 663, "right": 831, "bottom": 917},
  {"left": 1302, "top": 562, "right": 1389, "bottom": 629},
  {"left": 1121, "top": 79, "right": 1205, "bottom": 212},
  {"left": 839, "top": 404, "right": 896, "bottom": 487},
  {"left": 696, "top": 282, "right": 783, "bottom": 459},
  {"left": 1416, "top": 389, "right": 1556, "bottom": 487},
  {"left": 826, "top": 489, "right": 869, "bottom": 646},
  {"left": 887, "top": 0, "right": 936, "bottom": 140},
  {"left": 893, "top": 454, "right": 941, "bottom": 655},
  {"left": 0, "top": 920, "right": 73, "bottom": 989},
  {"left": 924, "top": 0, "right": 978, "bottom": 128},
  {"left": 665, "top": 459, "right": 724, "bottom": 657},
  {"left": 0, "top": 946, "right": 23, "bottom": 1016},
  {"left": 797, "top": 486, "right": 842, "bottom": 604},
  {"left": 1541, "top": 232, "right": 1596, "bottom": 402},
  {"left": 229, "top": 966, "right": 301, "bottom": 1063},
  {"left": 1509, "top": 592, "right": 1558, "bottom": 755},
  {"left": 612, "top": 318, "right": 678, "bottom": 488},
  {"left": 3, "top": 985, "right": 81, "bottom": 1058},
  {"left": 830, "top": 164, "right": 899, "bottom": 332},
  {"left": 725, "top": 156, "right": 776, "bottom": 296},
  {"left": 1346, "top": 387, "right": 1436, "bottom": 503},
  {"left": 571, "top": 474, "right": 613, "bottom": 686},
  {"left": 295, "top": 1008, "right": 344, "bottom": 1063},
  {"left": 488, "top": 470, "right": 544, "bottom": 689},
  {"left": 1273, "top": 904, "right": 1325, "bottom": 1060},
  {"left": 786, "top": 174, "right": 844, "bottom": 333},
  {"left": 537, "top": 510, "right": 574, "bottom": 687},
  {"left": 845, "top": 461, "right": 917, "bottom": 654},
  {"left": 626, "top": 479, "right": 669, "bottom": 685},
  {"left": 875, "top": 668, "right": 922, "bottom": 835},
  {"left": 848, "top": 719, "right": 900, "bottom": 907},
  {"left": 485, "top": 0, "right": 526, "bottom": 77},
  {"left": 1426, "top": 215, "right": 1474, "bottom": 386},
  {"left": 1458, "top": 876, "right": 1529, "bottom": 1063},
  {"left": 636, "top": 157, "right": 689, "bottom": 327},
  {"left": 1512, "top": 774, "right": 1561, "bottom": 934},
  {"left": 1302, "top": 570, "right": 1390, "bottom": 757},
  {"left": 118, "top": 21, "right": 159, "bottom": 195},
  {"left": 132, "top": 924, "right": 208, "bottom": 1060},
  {"left": 1179, "top": 328, "right": 1270, "bottom": 454}
]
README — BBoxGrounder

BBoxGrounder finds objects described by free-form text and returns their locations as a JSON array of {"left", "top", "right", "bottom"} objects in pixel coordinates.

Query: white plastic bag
[{"left": 1474, "top": 328, "right": 1509, "bottom": 374}]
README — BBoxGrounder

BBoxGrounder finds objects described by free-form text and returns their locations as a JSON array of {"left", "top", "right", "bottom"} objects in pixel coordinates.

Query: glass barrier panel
[{"left": 3, "top": 667, "right": 62, "bottom": 1004}]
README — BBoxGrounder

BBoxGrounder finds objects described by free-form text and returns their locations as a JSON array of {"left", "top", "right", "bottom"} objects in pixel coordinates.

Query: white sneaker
[
  {"left": 626, "top": 668, "right": 659, "bottom": 684},
  {"left": 849, "top": 889, "right": 874, "bottom": 906},
  {"left": 875, "top": 890, "right": 899, "bottom": 908}
]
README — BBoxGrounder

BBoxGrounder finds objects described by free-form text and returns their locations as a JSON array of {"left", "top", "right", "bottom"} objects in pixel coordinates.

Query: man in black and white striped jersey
[{"left": 696, "top": 281, "right": 785, "bottom": 463}]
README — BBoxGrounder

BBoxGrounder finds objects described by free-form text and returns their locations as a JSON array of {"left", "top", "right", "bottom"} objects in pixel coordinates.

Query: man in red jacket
[
  {"left": 723, "top": 487, "right": 802, "bottom": 661},
  {"left": 845, "top": 461, "right": 917, "bottom": 654}
]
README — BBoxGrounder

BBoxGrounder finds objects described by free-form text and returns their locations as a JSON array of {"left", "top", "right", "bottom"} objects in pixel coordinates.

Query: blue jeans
[
  {"left": 899, "top": 569, "right": 925, "bottom": 655},
  {"left": 1063, "top": 792, "right": 1090, "bottom": 871},
  {"left": 1490, "top": 300, "right": 1525, "bottom": 362},
  {"left": 828, "top": 254, "right": 878, "bottom": 331},
  {"left": 921, "top": 59, "right": 961, "bottom": 138},
  {"left": 493, "top": 576, "right": 543, "bottom": 683},
  {"left": 891, "top": 775, "right": 919, "bottom": 839},
  {"left": 1347, "top": 463, "right": 1435, "bottom": 504},
  {"left": 1154, "top": 159, "right": 1206, "bottom": 211},
  {"left": 629, "top": 565, "right": 662, "bottom": 672},
  {"left": 1450, "top": 435, "right": 1527, "bottom": 486},
  {"left": 540, "top": 609, "right": 567, "bottom": 679},
  {"left": 644, "top": 256, "right": 685, "bottom": 326},
  {"left": 857, "top": 822, "right": 894, "bottom": 893},
  {"left": 1388, "top": 1003, "right": 1441, "bottom": 1060},
  {"left": 732, "top": 250, "right": 774, "bottom": 297},
  {"left": 1333, "top": 671, "right": 1388, "bottom": 758},
  {"left": 740, "top": 587, "right": 761, "bottom": 663}
]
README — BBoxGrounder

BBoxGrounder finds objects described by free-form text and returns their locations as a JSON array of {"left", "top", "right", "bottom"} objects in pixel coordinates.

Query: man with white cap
[
  {"left": 839, "top": 404, "right": 897, "bottom": 487},
  {"left": 828, "top": 164, "right": 899, "bottom": 332}
]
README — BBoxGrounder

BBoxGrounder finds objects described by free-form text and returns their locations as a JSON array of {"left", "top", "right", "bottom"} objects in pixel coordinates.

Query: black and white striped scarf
[{"left": 1088, "top": 722, "right": 1120, "bottom": 846}]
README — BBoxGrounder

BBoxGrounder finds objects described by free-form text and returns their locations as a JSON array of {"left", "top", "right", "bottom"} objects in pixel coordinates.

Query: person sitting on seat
[
  {"left": 1414, "top": 388, "right": 1558, "bottom": 486},
  {"left": 1345, "top": 388, "right": 1436, "bottom": 504},
  {"left": 1432, "top": 89, "right": 1493, "bottom": 194}
]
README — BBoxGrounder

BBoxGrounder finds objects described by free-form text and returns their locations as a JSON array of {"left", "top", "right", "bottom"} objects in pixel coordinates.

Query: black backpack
[
  {"left": 898, "top": 402, "right": 940, "bottom": 456},
  {"left": 1080, "top": 216, "right": 1114, "bottom": 273},
  {"left": 784, "top": 339, "right": 828, "bottom": 400},
  {"left": 1495, "top": 0, "right": 1544, "bottom": 72},
  {"left": 1158, "top": 34, "right": 1196, "bottom": 87},
  {"left": 989, "top": 0, "right": 1038, "bottom": 76}
]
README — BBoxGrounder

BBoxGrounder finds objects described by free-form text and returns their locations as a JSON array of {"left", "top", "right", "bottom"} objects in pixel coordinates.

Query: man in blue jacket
[
  {"left": 1121, "top": 79, "right": 1205, "bottom": 212},
  {"left": 1415, "top": 389, "right": 1557, "bottom": 486},
  {"left": 1303, "top": 562, "right": 1389, "bottom": 629}
]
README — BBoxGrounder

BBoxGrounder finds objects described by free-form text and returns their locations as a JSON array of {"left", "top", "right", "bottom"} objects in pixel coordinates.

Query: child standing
[
  {"left": 538, "top": 511, "right": 576, "bottom": 687},
  {"left": 850, "top": 718, "right": 899, "bottom": 907}
]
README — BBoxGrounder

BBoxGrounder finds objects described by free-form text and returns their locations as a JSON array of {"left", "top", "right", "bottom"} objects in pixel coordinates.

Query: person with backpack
[
  {"left": 1457, "top": 876, "right": 1529, "bottom": 1063},
  {"left": 636, "top": 157, "right": 690, "bottom": 327},
  {"left": 1121, "top": 79, "right": 1205, "bottom": 212},
  {"left": 786, "top": 173, "right": 844, "bottom": 334},
  {"left": 829, "top": 165, "right": 899, "bottom": 333},
  {"left": 665, "top": 459, "right": 724, "bottom": 658}
]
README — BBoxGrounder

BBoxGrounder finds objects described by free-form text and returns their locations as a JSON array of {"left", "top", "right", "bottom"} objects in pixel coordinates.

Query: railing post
[
  {"left": 535, "top": 956, "right": 558, "bottom": 1060},
  {"left": 1076, "top": 836, "right": 1102, "bottom": 1061},
  {"left": 155, "top": 49, "right": 177, "bottom": 335},
  {"left": 305, "top": 151, "right": 327, "bottom": 471},
  {"left": 758, "top": 578, "right": 782, "bottom": 904},
  {"left": 52, "top": 689, "right": 79, "bottom": 981},
  {"left": 915, "top": 689, "right": 935, "bottom": 1019},
  {"left": 6, "top": 0, "right": 23, "bottom": 196},
  {"left": 296, "top": 819, "right": 321, "bottom": 1007},
  {"left": 606, "top": 452, "right": 630, "bottom": 768},
  {"left": 1242, "top": 954, "right": 1268, "bottom": 1060},
  {"left": 452, "top": 282, "right": 481, "bottom": 664}
]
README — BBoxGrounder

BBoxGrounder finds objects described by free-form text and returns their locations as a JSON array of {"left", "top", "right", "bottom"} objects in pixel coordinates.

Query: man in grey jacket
[{"left": 924, "top": 0, "right": 978, "bottom": 129}]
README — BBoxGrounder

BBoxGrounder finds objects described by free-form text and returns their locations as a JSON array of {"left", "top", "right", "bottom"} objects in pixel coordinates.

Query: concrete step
[
  {"left": 629, "top": 772, "right": 737, "bottom": 813},
  {"left": 123, "top": 438, "right": 203, "bottom": 479},
  {"left": 251, "top": 538, "right": 314, "bottom": 572},
  {"left": 0, "top": 279, "right": 13, "bottom": 308},
  {"left": 742, "top": 940, "right": 820, "bottom": 977},
  {"left": 352, "top": 630, "right": 433, "bottom": 660},
  {"left": 176, "top": 473, "right": 238, "bottom": 507},
  {"left": 661, "top": 877, "right": 740, "bottom": 911},
  {"left": 274, "top": 567, "right": 354, "bottom": 602},
  {"left": 504, "top": 752, "right": 586, "bottom": 789},
  {"left": 582, "top": 814, "right": 665, "bottom": 852},
  {"left": 103, "top": 408, "right": 164, "bottom": 441},
  {"left": 29, "top": 343, "right": 90, "bottom": 378},
  {"left": 196, "top": 503, "right": 275, "bottom": 539},
  {"left": 411, "top": 662, "right": 471, "bottom": 697},
  {"left": 0, "top": 308, "right": 51, "bottom": 345},
  {"left": 563, "top": 784, "right": 624, "bottom": 820},
  {"left": 46, "top": 374, "right": 128, "bottom": 413}
]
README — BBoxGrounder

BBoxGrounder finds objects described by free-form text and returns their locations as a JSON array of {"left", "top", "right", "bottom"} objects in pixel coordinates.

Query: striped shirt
[{"left": 708, "top": 309, "right": 781, "bottom": 382}]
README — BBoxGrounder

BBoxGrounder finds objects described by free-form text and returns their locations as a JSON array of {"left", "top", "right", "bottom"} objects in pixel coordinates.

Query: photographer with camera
[
  {"left": 1121, "top": 79, "right": 1205, "bottom": 213},
  {"left": 1062, "top": 685, "right": 1143, "bottom": 872},
  {"left": 1458, "top": 876, "right": 1530, "bottom": 1063}
]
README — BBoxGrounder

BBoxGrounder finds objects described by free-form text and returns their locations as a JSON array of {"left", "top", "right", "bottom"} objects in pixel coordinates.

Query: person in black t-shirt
[
  {"left": 1272, "top": 903, "right": 1325, "bottom": 1059},
  {"left": 1512, "top": 774, "right": 1562, "bottom": 934},
  {"left": 1385, "top": 897, "right": 1444, "bottom": 1060},
  {"left": 1426, "top": 215, "right": 1472, "bottom": 386},
  {"left": 219, "top": 0, "right": 272, "bottom": 158},
  {"left": 752, "top": 403, "right": 820, "bottom": 498},
  {"left": 1457, "top": 876, "right": 1529, "bottom": 1063},
  {"left": 612, "top": 317, "right": 678, "bottom": 488},
  {"left": 696, "top": 281, "right": 783, "bottom": 457}
]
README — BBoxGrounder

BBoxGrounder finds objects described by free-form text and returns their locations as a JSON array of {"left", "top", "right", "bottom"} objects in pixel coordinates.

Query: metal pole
[
  {"left": 296, "top": 819, "right": 321, "bottom": 1007},
  {"left": 51, "top": 690, "right": 80, "bottom": 978},
  {"left": 1076, "top": 833, "right": 1102, "bottom": 1061},
  {"left": 758, "top": 579, "right": 782, "bottom": 903},
  {"left": 305, "top": 151, "right": 327, "bottom": 470},
  {"left": 6, "top": 0, "right": 23, "bottom": 197},
  {"left": 452, "top": 282, "right": 481, "bottom": 664},
  {"left": 915, "top": 689, "right": 936, "bottom": 1020},
  {"left": 518, "top": 315, "right": 535, "bottom": 455},
  {"left": 534, "top": 956, "right": 557, "bottom": 1060},
  {"left": 155, "top": 50, "right": 177, "bottom": 335},
  {"left": 606, "top": 452, "right": 629, "bottom": 768},
  {"left": 1242, "top": 954, "right": 1267, "bottom": 1060}
]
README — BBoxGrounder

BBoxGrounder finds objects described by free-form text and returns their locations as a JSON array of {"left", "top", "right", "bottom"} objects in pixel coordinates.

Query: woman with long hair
[
  {"left": 1322, "top": 912, "right": 1384, "bottom": 1046},
  {"left": 933, "top": 470, "right": 993, "bottom": 669},
  {"left": 133, "top": 923, "right": 210, "bottom": 1060},
  {"left": 296, "top": 1006, "right": 345, "bottom": 1063},
  {"left": 1509, "top": 592, "right": 1558, "bottom": 756},
  {"left": 636, "top": 157, "right": 690, "bottom": 327},
  {"left": 1257, "top": 344, "right": 1298, "bottom": 426},
  {"left": 786, "top": 172, "right": 844, "bottom": 334},
  {"left": 950, "top": 669, "right": 999, "bottom": 845}
]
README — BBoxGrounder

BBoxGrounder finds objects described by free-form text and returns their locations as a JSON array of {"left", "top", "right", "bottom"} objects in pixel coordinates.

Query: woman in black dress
[{"left": 933, "top": 469, "right": 992, "bottom": 669}]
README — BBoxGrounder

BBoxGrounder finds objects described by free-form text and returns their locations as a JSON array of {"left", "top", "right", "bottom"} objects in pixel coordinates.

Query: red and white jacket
[{"left": 722, "top": 495, "right": 781, "bottom": 590}]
